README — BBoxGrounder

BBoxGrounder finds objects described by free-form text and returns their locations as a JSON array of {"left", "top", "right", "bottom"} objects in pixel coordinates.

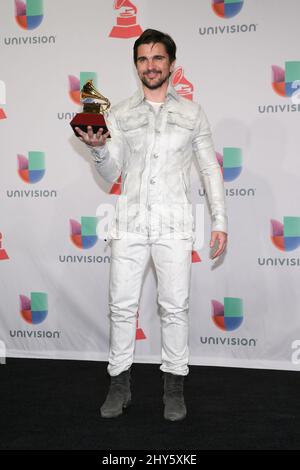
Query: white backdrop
[{"left": 1, "top": 0, "right": 300, "bottom": 370}]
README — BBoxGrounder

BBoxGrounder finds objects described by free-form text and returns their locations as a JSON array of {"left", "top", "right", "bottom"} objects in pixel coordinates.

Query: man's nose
[{"left": 147, "top": 58, "right": 155, "bottom": 69}]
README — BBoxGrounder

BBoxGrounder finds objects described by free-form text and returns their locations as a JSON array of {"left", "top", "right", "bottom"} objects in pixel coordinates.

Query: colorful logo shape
[
  {"left": 212, "top": 297, "right": 243, "bottom": 331},
  {"left": 271, "top": 217, "right": 300, "bottom": 252},
  {"left": 109, "top": 0, "right": 143, "bottom": 38},
  {"left": 68, "top": 72, "right": 97, "bottom": 105},
  {"left": 17, "top": 151, "right": 45, "bottom": 183},
  {"left": 70, "top": 217, "right": 98, "bottom": 249},
  {"left": 15, "top": 0, "right": 44, "bottom": 30},
  {"left": 20, "top": 292, "right": 48, "bottom": 324},
  {"left": 216, "top": 147, "right": 242, "bottom": 182},
  {"left": 0, "top": 233, "right": 9, "bottom": 261},
  {"left": 136, "top": 310, "right": 146, "bottom": 340},
  {"left": 172, "top": 66, "right": 194, "bottom": 101},
  {"left": 212, "top": 0, "right": 244, "bottom": 19},
  {"left": 0, "top": 80, "right": 6, "bottom": 120},
  {"left": 272, "top": 62, "right": 300, "bottom": 97}
]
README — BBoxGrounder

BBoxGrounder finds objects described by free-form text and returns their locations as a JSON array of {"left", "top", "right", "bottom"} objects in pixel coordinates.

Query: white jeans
[{"left": 107, "top": 233, "right": 193, "bottom": 377}]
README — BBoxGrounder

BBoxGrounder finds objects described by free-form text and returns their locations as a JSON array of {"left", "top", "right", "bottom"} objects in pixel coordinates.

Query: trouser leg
[
  {"left": 107, "top": 234, "right": 150, "bottom": 376},
  {"left": 151, "top": 237, "right": 193, "bottom": 376}
]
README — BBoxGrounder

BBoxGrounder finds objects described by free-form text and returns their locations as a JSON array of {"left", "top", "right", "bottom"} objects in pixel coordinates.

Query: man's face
[{"left": 136, "top": 42, "right": 175, "bottom": 90}]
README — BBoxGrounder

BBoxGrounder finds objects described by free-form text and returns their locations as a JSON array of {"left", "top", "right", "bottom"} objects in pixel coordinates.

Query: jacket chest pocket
[
  {"left": 167, "top": 112, "right": 195, "bottom": 148},
  {"left": 119, "top": 115, "right": 149, "bottom": 150},
  {"left": 167, "top": 112, "right": 196, "bottom": 153},
  {"left": 167, "top": 112, "right": 195, "bottom": 130}
]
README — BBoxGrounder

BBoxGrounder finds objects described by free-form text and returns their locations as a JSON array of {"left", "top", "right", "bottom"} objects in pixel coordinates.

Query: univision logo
[
  {"left": 212, "top": 0, "right": 244, "bottom": 19},
  {"left": 15, "top": 0, "right": 44, "bottom": 30},
  {"left": 200, "top": 297, "right": 257, "bottom": 347},
  {"left": 10, "top": 291, "right": 60, "bottom": 339},
  {"left": 271, "top": 217, "right": 300, "bottom": 252},
  {"left": 5, "top": 151, "right": 57, "bottom": 198},
  {"left": 17, "top": 151, "right": 45, "bottom": 183},
  {"left": 200, "top": 0, "right": 257, "bottom": 36},
  {"left": 216, "top": 147, "right": 242, "bottom": 182},
  {"left": 258, "top": 61, "right": 300, "bottom": 114},
  {"left": 70, "top": 217, "right": 98, "bottom": 249},
  {"left": 58, "top": 217, "right": 110, "bottom": 263},
  {"left": 4, "top": 0, "right": 55, "bottom": 46},
  {"left": 212, "top": 297, "right": 243, "bottom": 331},
  {"left": 272, "top": 62, "right": 300, "bottom": 98},
  {"left": 257, "top": 217, "right": 300, "bottom": 267},
  {"left": 20, "top": 292, "right": 48, "bottom": 324}
]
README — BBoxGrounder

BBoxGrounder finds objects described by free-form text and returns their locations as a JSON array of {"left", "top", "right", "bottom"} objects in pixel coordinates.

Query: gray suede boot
[
  {"left": 100, "top": 368, "right": 131, "bottom": 418},
  {"left": 163, "top": 372, "right": 187, "bottom": 421}
]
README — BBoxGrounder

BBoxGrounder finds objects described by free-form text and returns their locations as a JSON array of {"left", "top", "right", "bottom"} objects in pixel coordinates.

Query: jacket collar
[{"left": 128, "top": 80, "right": 179, "bottom": 109}]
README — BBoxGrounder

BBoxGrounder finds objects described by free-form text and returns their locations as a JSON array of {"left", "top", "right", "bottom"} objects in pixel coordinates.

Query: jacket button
[
  {"left": 153, "top": 154, "right": 159, "bottom": 159},
  {"left": 150, "top": 178, "right": 155, "bottom": 184}
]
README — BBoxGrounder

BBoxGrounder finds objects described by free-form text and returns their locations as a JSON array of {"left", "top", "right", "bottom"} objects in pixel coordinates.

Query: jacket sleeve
[
  {"left": 192, "top": 106, "right": 228, "bottom": 233},
  {"left": 87, "top": 108, "right": 124, "bottom": 184}
]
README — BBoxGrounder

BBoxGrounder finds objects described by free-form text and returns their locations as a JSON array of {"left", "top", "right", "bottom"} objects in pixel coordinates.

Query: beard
[{"left": 140, "top": 71, "right": 171, "bottom": 90}]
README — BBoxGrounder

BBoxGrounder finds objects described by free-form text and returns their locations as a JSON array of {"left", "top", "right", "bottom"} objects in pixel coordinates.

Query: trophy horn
[{"left": 81, "top": 80, "right": 111, "bottom": 111}]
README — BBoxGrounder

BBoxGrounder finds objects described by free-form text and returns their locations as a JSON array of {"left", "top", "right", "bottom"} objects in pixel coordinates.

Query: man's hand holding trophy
[{"left": 70, "top": 79, "right": 111, "bottom": 147}]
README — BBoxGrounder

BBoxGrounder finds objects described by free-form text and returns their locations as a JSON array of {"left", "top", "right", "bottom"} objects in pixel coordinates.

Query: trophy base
[{"left": 70, "top": 113, "right": 110, "bottom": 138}]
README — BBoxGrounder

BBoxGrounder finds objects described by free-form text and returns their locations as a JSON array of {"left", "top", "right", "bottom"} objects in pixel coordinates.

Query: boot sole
[
  {"left": 100, "top": 399, "right": 131, "bottom": 418},
  {"left": 164, "top": 412, "right": 187, "bottom": 422}
]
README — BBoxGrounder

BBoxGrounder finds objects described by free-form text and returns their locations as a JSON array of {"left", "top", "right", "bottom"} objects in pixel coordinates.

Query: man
[{"left": 76, "top": 29, "right": 227, "bottom": 421}]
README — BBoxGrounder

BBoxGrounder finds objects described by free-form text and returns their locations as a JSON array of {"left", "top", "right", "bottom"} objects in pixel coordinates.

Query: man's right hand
[{"left": 75, "top": 126, "right": 110, "bottom": 147}]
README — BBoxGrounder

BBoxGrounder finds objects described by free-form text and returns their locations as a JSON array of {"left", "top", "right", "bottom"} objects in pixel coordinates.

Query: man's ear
[{"left": 170, "top": 60, "right": 176, "bottom": 74}]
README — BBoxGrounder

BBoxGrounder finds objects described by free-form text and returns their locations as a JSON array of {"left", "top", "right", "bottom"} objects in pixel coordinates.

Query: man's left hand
[{"left": 210, "top": 231, "right": 228, "bottom": 259}]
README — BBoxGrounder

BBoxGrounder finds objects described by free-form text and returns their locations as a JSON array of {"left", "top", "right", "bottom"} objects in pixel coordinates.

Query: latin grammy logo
[
  {"left": 0, "top": 233, "right": 9, "bottom": 260},
  {"left": 192, "top": 250, "right": 201, "bottom": 263},
  {"left": 110, "top": 175, "right": 122, "bottom": 195},
  {"left": 109, "top": 0, "right": 143, "bottom": 39},
  {"left": 172, "top": 66, "right": 194, "bottom": 101},
  {"left": 136, "top": 310, "right": 146, "bottom": 340}
]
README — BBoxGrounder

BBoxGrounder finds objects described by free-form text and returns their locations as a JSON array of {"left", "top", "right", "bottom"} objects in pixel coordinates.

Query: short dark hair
[{"left": 133, "top": 29, "right": 176, "bottom": 65}]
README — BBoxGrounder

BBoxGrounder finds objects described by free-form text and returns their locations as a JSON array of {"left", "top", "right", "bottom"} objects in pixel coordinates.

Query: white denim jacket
[{"left": 89, "top": 82, "right": 227, "bottom": 244}]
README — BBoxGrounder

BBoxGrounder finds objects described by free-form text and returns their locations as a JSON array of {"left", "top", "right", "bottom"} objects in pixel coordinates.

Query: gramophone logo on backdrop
[
  {"left": 109, "top": 0, "right": 143, "bottom": 39},
  {"left": 271, "top": 217, "right": 300, "bottom": 252},
  {"left": 0, "top": 233, "right": 9, "bottom": 261},
  {"left": 212, "top": 0, "right": 244, "bottom": 18},
  {"left": 15, "top": 0, "right": 44, "bottom": 30},
  {"left": 17, "top": 151, "right": 45, "bottom": 183},
  {"left": 217, "top": 147, "right": 242, "bottom": 182},
  {"left": 20, "top": 292, "right": 48, "bottom": 324},
  {"left": 272, "top": 62, "right": 300, "bottom": 98},
  {"left": 70, "top": 217, "right": 98, "bottom": 249},
  {"left": 136, "top": 310, "right": 146, "bottom": 340},
  {"left": 171, "top": 67, "right": 194, "bottom": 101},
  {"left": 0, "top": 80, "right": 7, "bottom": 120},
  {"left": 68, "top": 72, "right": 97, "bottom": 105},
  {"left": 212, "top": 297, "right": 243, "bottom": 331}
]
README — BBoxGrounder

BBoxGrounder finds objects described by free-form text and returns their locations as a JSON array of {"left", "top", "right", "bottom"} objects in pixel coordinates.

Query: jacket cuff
[
  {"left": 87, "top": 144, "right": 108, "bottom": 163},
  {"left": 211, "top": 215, "right": 228, "bottom": 234}
]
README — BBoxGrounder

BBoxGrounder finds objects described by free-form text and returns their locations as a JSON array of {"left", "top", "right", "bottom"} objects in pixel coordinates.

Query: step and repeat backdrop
[{"left": 1, "top": 0, "right": 300, "bottom": 370}]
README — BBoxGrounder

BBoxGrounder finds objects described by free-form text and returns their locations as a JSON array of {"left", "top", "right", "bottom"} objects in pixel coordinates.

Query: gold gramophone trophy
[{"left": 70, "top": 79, "right": 111, "bottom": 137}]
